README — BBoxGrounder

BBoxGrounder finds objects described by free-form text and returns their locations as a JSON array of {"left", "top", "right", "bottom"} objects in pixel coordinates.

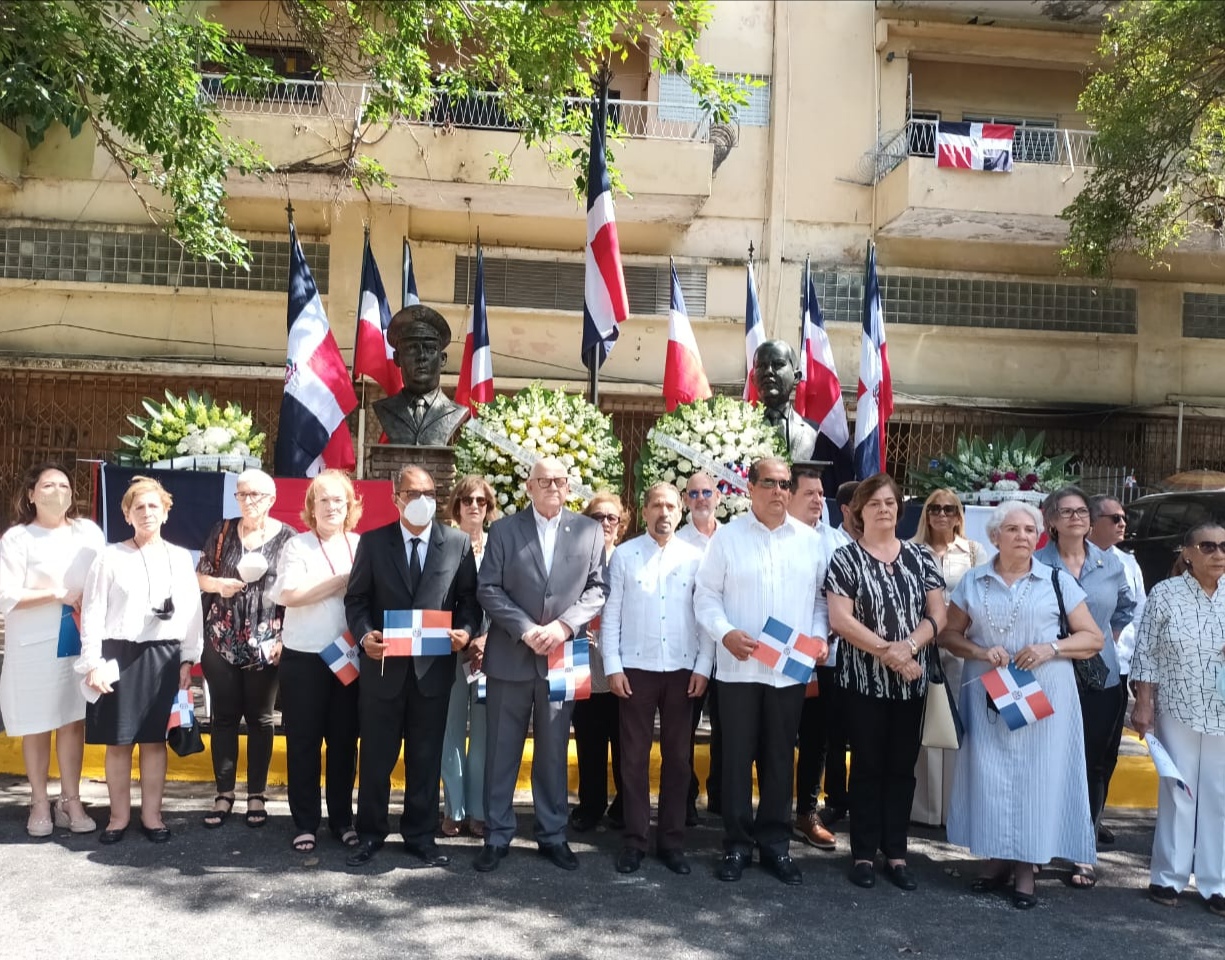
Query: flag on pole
[
  {"left": 383, "top": 609, "right": 453, "bottom": 657},
  {"left": 981, "top": 663, "right": 1055, "bottom": 731},
  {"left": 796, "top": 258, "right": 850, "bottom": 448},
  {"left": 319, "top": 631, "right": 361, "bottom": 686},
  {"left": 166, "top": 689, "right": 195, "bottom": 730},
  {"left": 743, "top": 259, "right": 766, "bottom": 403},
  {"left": 455, "top": 243, "right": 493, "bottom": 414},
  {"left": 580, "top": 88, "right": 629, "bottom": 370},
  {"left": 274, "top": 218, "right": 358, "bottom": 477},
  {"left": 402, "top": 238, "right": 420, "bottom": 309},
  {"left": 547, "top": 637, "right": 593, "bottom": 702},
  {"left": 662, "top": 258, "right": 711, "bottom": 411},
  {"left": 352, "top": 234, "right": 402, "bottom": 397},
  {"left": 853, "top": 242, "right": 893, "bottom": 479},
  {"left": 751, "top": 616, "right": 827, "bottom": 685},
  {"left": 936, "top": 121, "right": 1015, "bottom": 172}
]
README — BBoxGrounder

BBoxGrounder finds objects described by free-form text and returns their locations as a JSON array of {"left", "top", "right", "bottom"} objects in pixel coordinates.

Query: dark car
[{"left": 1122, "top": 491, "right": 1225, "bottom": 588}]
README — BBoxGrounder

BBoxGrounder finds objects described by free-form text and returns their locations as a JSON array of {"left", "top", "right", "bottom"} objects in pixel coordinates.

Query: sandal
[
  {"left": 54, "top": 796, "right": 98, "bottom": 834},
  {"left": 203, "top": 795, "right": 235, "bottom": 829},
  {"left": 338, "top": 828, "right": 360, "bottom": 848},
  {"left": 292, "top": 833, "right": 316, "bottom": 854},
  {"left": 245, "top": 795, "right": 269, "bottom": 828},
  {"left": 27, "top": 798, "right": 53, "bottom": 838},
  {"left": 1064, "top": 864, "right": 1097, "bottom": 889}
]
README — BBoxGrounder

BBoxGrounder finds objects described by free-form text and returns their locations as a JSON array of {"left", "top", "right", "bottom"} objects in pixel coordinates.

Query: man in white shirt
[
  {"left": 677, "top": 472, "right": 720, "bottom": 548},
  {"left": 603, "top": 481, "right": 711, "bottom": 876},
  {"left": 695, "top": 457, "right": 831, "bottom": 885}
]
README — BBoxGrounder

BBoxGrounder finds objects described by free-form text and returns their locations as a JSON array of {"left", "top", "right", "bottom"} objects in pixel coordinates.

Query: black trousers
[
  {"left": 845, "top": 690, "right": 924, "bottom": 862},
  {"left": 816, "top": 665, "right": 849, "bottom": 812},
  {"left": 571, "top": 691, "right": 623, "bottom": 819},
  {"left": 718, "top": 680, "right": 805, "bottom": 858},
  {"left": 689, "top": 677, "right": 723, "bottom": 810},
  {"left": 1101, "top": 675, "right": 1130, "bottom": 812},
  {"left": 1080, "top": 681, "right": 1128, "bottom": 828},
  {"left": 201, "top": 643, "right": 279, "bottom": 795},
  {"left": 279, "top": 647, "right": 360, "bottom": 836},
  {"left": 795, "top": 695, "right": 823, "bottom": 817},
  {"left": 620, "top": 669, "right": 694, "bottom": 852}
]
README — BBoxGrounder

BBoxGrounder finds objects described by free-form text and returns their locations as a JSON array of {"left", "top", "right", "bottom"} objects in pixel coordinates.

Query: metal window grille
[
  {"left": 658, "top": 72, "right": 770, "bottom": 127},
  {"left": 1182, "top": 292, "right": 1225, "bottom": 339},
  {"left": 962, "top": 115, "right": 1059, "bottom": 164}
]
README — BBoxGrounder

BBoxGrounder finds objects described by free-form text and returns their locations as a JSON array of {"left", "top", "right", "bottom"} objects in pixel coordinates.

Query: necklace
[
  {"left": 315, "top": 531, "right": 353, "bottom": 575},
  {"left": 982, "top": 575, "right": 1033, "bottom": 637}
]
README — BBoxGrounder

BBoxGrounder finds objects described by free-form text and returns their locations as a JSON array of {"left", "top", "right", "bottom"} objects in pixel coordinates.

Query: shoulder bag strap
[
  {"left": 1051, "top": 567, "right": 1070, "bottom": 639},
  {"left": 213, "top": 519, "right": 231, "bottom": 571}
]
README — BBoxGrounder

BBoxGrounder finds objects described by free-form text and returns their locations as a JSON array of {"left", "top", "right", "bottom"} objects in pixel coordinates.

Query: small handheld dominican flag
[
  {"left": 547, "top": 637, "right": 592, "bottom": 702},
  {"left": 751, "top": 617, "right": 826, "bottom": 685},
  {"left": 383, "top": 609, "right": 453, "bottom": 657},
  {"left": 463, "top": 659, "right": 488, "bottom": 703},
  {"left": 981, "top": 663, "right": 1054, "bottom": 731},
  {"left": 57, "top": 605, "right": 81, "bottom": 658},
  {"left": 166, "top": 689, "right": 195, "bottom": 731},
  {"left": 320, "top": 631, "right": 360, "bottom": 685}
]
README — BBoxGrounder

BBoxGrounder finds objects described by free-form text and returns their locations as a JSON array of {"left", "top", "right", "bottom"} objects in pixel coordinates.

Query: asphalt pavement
[{"left": 0, "top": 777, "right": 1219, "bottom": 960}]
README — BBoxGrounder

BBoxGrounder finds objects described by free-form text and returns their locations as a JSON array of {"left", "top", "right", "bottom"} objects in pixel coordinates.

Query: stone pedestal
[{"left": 365, "top": 444, "right": 458, "bottom": 504}]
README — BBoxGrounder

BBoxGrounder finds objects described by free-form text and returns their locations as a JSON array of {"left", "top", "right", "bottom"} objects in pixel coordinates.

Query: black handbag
[
  {"left": 167, "top": 722, "right": 205, "bottom": 757},
  {"left": 1052, "top": 567, "right": 1109, "bottom": 691}
]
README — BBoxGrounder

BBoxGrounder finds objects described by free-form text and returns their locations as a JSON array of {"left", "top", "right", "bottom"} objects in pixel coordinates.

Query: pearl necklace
[{"left": 982, "top": 575, "right": 1033, "bottom": 638}]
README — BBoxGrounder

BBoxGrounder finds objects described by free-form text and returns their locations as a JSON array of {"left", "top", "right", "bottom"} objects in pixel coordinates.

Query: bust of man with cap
[
  {"left": 752, "top": 339, "right": 819, "bottom": 462},
  {"left": 373, "top": 304, "right": 469, "bottom": 446}
]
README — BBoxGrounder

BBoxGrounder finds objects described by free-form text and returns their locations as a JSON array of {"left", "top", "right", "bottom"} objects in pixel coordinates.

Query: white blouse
[
  {"left": 77, "top": 540, "right": 204, "bottom": 671},
  {"left": 920, "top": 535, "right": 986, "bottom": 601},
  {"left": 276, "top": 530, "right": 361, "bottom": 653}
]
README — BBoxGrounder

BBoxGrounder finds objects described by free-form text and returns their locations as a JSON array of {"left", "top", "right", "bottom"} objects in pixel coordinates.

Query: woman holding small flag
[
  {"left": 274, "top": 470, "right": 363, "bottom": 854},
  {"left": 940, "top": 501, "right": 1102, "bottom": 909}
]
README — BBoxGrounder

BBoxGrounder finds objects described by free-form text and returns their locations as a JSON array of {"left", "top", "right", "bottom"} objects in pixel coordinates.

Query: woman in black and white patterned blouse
[
  {"left": 827, "top": 473, "right": 945, "bottom": 892},
  {"left": 1131, "top": 521, "right": 1225, "bottom": 917}
]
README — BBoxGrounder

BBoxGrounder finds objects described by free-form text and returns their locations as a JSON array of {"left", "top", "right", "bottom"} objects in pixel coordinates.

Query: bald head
[{"left": 527, "top": 457, "right": 570, "bottom": 518}]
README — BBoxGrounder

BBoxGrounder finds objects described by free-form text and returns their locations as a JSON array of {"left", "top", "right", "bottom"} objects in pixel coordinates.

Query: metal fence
[{"left": 900, "top": 118, "right": 1099, "bottom": 167}]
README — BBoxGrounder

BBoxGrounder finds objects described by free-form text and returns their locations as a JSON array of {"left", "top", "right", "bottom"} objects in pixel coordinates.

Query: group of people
[{"left": 1, "top": 456, "right": 1223, "bottom": 917}]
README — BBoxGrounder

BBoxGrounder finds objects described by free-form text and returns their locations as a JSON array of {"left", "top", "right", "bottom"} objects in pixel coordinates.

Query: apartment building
[{"left": 1, "top": 0, "right": 1223, "bottom": 498}]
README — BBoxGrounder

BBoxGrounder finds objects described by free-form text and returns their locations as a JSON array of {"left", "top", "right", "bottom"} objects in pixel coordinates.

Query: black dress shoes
[
  {"left": 762, "top": 853, "right": 803, "bottom": 886},
  {"left": 568, "top": 810, "right": 601, "bottom": 833},
  {"left": 538, "top": 842, "right": 579, "bottom": 871},
  {"left": 886, "top": 863, "right": 918, "bottom": 891},
  {"left": 659, "top": 849, "right": 691, "bottom": 875},
  {"left": 346, "top": 839, "right": 384, "bottom": 867},
  {"left": 98, "top": 826, "right": 128, "bottom": 845},
  {"left": 474, "top": 844, "right": 509, "bottom": 873},
  {"left": 404, "top": 841, "right": 450, "bottom": 866},
  {"left": 717, "top": 850, "right": 749, "bottom": 882},
  {"left": 615, "top": 847, "right": 644, "bottom": 874},
  {"left": 1098, "top": 825, "right": 1115, "bottom": 845},
  {"left": 849, "top": 861, "right": 876, "bottom": 888},
  {"left": 140, "top": 824, "right": 171, "bottom": 844}
]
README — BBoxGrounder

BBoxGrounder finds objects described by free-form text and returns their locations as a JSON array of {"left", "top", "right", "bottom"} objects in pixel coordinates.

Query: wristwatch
[{"left": 1050, "top": 641, "right": 1061, "bottom": 657}]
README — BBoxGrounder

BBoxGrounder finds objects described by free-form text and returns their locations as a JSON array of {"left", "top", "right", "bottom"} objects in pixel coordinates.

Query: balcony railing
[
  {"left": 895, "top": 118, "right": 1099, "bottom": 168},
  {"left": 197, "top": 74, "right": 709, "bottom": 142}
]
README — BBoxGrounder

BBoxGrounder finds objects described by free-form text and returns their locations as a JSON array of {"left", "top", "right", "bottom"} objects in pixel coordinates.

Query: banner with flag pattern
[
  {"left": 547, "top": 637, "right": 592, "bottom": 702},
  {"left": 981, "top": 663, "right": 1054, "bottom": 730},
  {"left": 167, "top": 689, "right": 195, "bottom": 731},
  {"left": 57, "top": 604, "right": 81, "bottom": 658},
  {"left": 751, "top": 616, "right": 825, "bottom": 685},
  {"left": 383, "top": 609, "right": 453, "bottom": 657},
  {"left": 320, "top": 631, "right": 361, "bottom": 685}
]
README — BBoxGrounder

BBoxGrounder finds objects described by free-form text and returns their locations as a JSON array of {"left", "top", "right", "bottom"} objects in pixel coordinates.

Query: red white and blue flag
[
  {"left": 796, "top": 256, "right": 850, "bottom": 449},
  {"left": 463, "top": 660, "right": 488, "bottom": 703},
  {"left": 547, "top": 637, "right": 592, "bottom": 702},
  {"left": 57, "top": 604, "right": 81, "bottom": 658},
  {"left": 383, "top": 609, "right": 453, "bottom": 657},
  {"left": 853, "top": 242, "right": 893, "bottom": 479},
  {"left": 320, "top": 630, "right": 361, "bottom": 686},
  {"left": 981, "top": 663, "right": 1055, "bottom": 731},
  {"left": 662, "top": 258, "right": 711, "bottom": 411},
  {"left": 456, "top": 243, "right": 494, "bottom": 414},
  {"left": 402, "top": 237, "right": 420, "bottom": 309},
  {"left": 751, "top": 616, "right": 827, "bottom": 685},
  {"left": 166, "top": 689, "right": 195, "bottom": 730},
  {"left": 580, "top": 88, "right": 629, "bottom": 370},
  {"left": 936, "top": 121, "right": 1015, "bottom": 173},
  {"left": 274, "top": 219, "right": 358, "bottom": 477},
  {"left": 743, "top": 259, "right": 766, "bottom": 403},
  {"left": 351, "top": 234, "right": 402, "bottom": 397}
]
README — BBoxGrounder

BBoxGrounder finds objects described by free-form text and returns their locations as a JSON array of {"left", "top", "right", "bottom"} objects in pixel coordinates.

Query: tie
[
  {"left": 408, "top": 537, "right": 423, "bottom": 594},
  {"left": 414, "top": 398, "right": 427, "bottom": 422}
]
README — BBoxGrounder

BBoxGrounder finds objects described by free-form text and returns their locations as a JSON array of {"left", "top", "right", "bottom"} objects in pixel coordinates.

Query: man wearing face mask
[{"left": 344, "top": 465, "right": 481, "bottom": 867}]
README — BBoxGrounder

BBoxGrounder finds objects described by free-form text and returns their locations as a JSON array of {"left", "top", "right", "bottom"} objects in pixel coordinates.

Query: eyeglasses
[
  {"left": 754, "top": 478, "right": 793, "bottom": 491},
  {"left": 235, "top": 491, "right": 270, "bottom": 502},
  {"left": 1057, "top": 507, "right": 1091, "bottom": 519},
  {"left": 687, "top": 489, "right": 715, "bottom": 500},
  {"left": 1101, "top": 513, "right": 1126, "bottom": 524},
  {"left": 151, "top": 596, "right": 175, "bottom": 621},
  {"left": 459, "top": 495, "right": 488, "bottom": 508},
  {"left": 533, "top": 476, "right": 569, "bottom": 489},
  {"left": 590, "top": 513, "right": 621, "bottom": 524},
  {"left": 1193, "top": 541, "right": 1225, "bottom": 555},
  {"left": 927, "top": 504, "right": 959, "bottom": 516},
  {"left": 398, "top": 488, "right": 435, "bottom": 501}
]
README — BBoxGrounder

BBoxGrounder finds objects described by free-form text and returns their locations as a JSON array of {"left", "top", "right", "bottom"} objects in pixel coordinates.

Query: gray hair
[
  {"left": 643, "top": 481, "right": 682, "bottom": 508},
  {"left": 1088, "top": 493, "right": 1122, "bottom": 522},
  {"left": 985, "top": 501, "right": 1044, "bottom": 541},
  {"left": 236, "top": 468, "right": 276, "bottom": 495}
]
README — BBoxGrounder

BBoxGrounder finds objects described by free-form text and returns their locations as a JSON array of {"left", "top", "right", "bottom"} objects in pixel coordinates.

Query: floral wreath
[
  {"left": 908, "top": 429, "right": 1074, "bottom": 501},
  {"left": 117, "top": 390, "right": 267, "bottom": 466},
  {"left": 635, "top": 396, "right": 788, "bottom": 520},
  {"left": 453, "top": 382, "right": 624, "bottom": 515}
]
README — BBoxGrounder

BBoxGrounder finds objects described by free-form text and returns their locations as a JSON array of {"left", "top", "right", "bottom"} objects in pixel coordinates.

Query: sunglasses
[
  {"left": 398, "top": 489, "right": 435, "bottom": 501},
  {"left": 590, "top": 513, "right": 621, "bottom": 524},
  {"left": 755, "top": 478, "right": 793, "bottom": 491},
  {"left": 151, "top": 596, "right": 175, "bottom": 621},
  {"left": 459, "top": 496, "right": 488, "bottom": 508},
  {"left": 1193, "top": 541, "right": 1225, "bottom": 555},
  {"left": 534, "top": 477, "right": 569, "bottom": 489},
  {"left": 927, "top": 504, "right": 959, "bottom": 516},
  {"left": 1101, "top": 513, "right": 1126, "bottom": 524},
  {"left": 687, "top": 489, "right": 715, "bottom": 500}
]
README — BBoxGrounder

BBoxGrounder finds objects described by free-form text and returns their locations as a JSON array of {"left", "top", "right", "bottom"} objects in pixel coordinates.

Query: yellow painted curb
[{"left": 0, "top": 733, "right": 1159, "bottom": 808}]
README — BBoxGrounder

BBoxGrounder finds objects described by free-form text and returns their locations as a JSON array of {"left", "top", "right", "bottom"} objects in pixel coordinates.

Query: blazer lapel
[
  {"left": 390, "top": 523, "right": 415, "bottom": 597},
  {"left": 414, "top": 523, "right": 450, "bottom": 602}
]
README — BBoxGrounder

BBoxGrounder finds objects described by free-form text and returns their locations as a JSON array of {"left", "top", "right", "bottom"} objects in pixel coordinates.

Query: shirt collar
[
  {"left": 532, "top": 506, "right": 562, "bottom": 532},
  {"left": 973, "top": 556, "right": 1051, "bottom": 586},
  {"left": 746, "top": 511, "right": 798, "bottom": 536},
  {"left": 402, "top": 521, "right": 432, "bottom": 545}
]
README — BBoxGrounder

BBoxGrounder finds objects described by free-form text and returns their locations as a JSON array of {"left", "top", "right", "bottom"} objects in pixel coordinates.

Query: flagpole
[
  {"left": 353, "top": 223, "right": 371, "bottom": 479},
  {"left": 801, "top": 254, "right": 810, "bottom": 348}
]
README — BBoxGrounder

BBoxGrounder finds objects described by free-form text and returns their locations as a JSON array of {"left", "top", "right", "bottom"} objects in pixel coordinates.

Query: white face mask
[
  {"left": 403, "top": 495, "right": 436, "bottom": 527},
  {"left": 236, "top": 552, "right": 269, "bottom": 583}
]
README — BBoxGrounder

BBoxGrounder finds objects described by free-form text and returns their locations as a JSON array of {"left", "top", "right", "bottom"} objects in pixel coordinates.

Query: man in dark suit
[
  {"left": 474, "top": 456, "right": 608, "bottom": 873},
  {"left": 344, "top": 465, "right": 481, "bottom": 867}
]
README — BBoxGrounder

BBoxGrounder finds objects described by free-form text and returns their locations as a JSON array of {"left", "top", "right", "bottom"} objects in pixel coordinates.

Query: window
[
  {"left": 1183, "top": 292, "right": 1225, "bottom": 339},
  {"left": 908, "top": 110, "right": 939, "bottom": 158},
  {"left": 963, "top": 115, "right": 1058, "bottom": 164},
  {"left": 200, "top": 38, "right": 320, "bottom": 105},
  {"left": 658, "top": 73, "right": 770, "bottom": 127}
]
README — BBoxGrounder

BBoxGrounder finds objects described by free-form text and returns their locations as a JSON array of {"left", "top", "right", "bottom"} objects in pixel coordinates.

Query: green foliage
[
  {"left": 908, "top": 430, "right": 1075, "bottom": 498},
  {"left": 1061, "top": 0, "right": 1225, "bottom": 276},
  {"left": 117, "top": 389, "right": 267, "bottom": 464},
  {"left": 0, "top": 1, "right": 746, "bottom": 264}
]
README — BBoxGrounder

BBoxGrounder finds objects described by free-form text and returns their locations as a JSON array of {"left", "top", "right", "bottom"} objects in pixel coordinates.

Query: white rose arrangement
[{"left": 118, "top": 390, "right": 267, "bottom": 465}]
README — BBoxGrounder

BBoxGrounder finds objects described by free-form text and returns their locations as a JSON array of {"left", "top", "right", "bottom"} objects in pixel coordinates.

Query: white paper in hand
[
  {"left": 1144, "top": 732, "right": 1194, "bottom": 800},
  {"left": 80, "top": 659, "right": 120, "bottom": 704}
]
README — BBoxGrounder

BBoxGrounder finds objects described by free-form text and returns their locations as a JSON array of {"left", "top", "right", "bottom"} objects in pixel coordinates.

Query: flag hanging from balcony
[
  {"left": 743, "top": 259, "right": 765, "bottom": 403},
  {"left": 853, "top": 242, "right": 892, "bottom": 480},
  {"left": 402, "top": 238, "right": 420, "bottom": 309},
  {"left": 274, "top": 217, "right": 358, "bottom": 477},
  {"left": 935, "top": 121, "right": 1015, "bottom": 172},
  {"left": 797, "top": 257, "right": 852, "bottom": 479},
  {"left": 352, "top": 234, "right": 402, "bottom": 397},
  {"left": 580, "top": 88, "right": 630, "bottom": 371},
  {"left": 456, "top": 243, "right": 493, "bottom": 414},
  {"left": 662, "top": 258, "right": 711, "bottom": 411}
]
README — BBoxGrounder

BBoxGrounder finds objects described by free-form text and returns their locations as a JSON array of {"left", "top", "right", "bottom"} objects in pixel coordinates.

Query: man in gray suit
[{"left": 474, "top": 456, "right": 608, "bottom": 872}]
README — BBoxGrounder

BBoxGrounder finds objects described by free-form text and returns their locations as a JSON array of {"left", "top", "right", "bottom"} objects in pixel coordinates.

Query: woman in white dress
[
  {"left": 939, "top": 502, "right": 1102, "bottom": 909},
  {"left": 0, "top": 463, "right": 104, "bottom": 837}
]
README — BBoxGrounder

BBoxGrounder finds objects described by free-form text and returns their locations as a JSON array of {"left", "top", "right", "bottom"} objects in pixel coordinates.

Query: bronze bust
[
  {"left": 753, "top": 339, "right": 819, "bottom": 462},
  {"left": 372, "top": 305, "right": 469, "bottom": 446}
]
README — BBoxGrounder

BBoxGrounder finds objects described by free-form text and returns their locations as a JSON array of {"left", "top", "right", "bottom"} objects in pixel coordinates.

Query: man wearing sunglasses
[{"left": 677, "top": 473, "right": 721, "bottom": 549}]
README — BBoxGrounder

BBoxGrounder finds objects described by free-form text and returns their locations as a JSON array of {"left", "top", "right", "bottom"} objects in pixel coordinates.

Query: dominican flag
[
  {"left": 57, "top": 605, "right": 81, "bottom": 658},
  {"left": 751, "top": 616, "right": 827, "bottom": 685},
  {"left": 274, "top": 219, "right": 358, "bottom": 477},
  {"left": 662, "top": 258, "right": 711, "bottom": 411},
  {"left": 580, "top": 87, "right": 630, "bottom": 370},
  {"left": 383, "top": 609, "right": 453, "bottom": 657},
  {"left": 463, "top": 660, "right": 488, "bottom": 703},
  {"left": 547, "top": 637, "right": 592, "bottom": 702},
  {"left": 402, "top": 237, "right": 420, "bottom": 308},
  {"left": 351, "top": 234, "right": 402, "bottom": 397},
  {"left": 981, "top": 663, "right": 1055, "bottom": 731},
  {"left": 853, "top": 242, "right": 893, "bottom": 479},
  {"left": 320, "top": 631, "right": 361, "bottom": 685},
  {"left": 797, "top": 257, "right": 852, "bottom": 466},
  {"left": 936, "top": 121, "right": 1015, "bottom": 172},
  {"left": 743, "top": 259, "right": 766, "bottom": 403},
  {"left": 456, "top": 243, "right": 493, "bottom": 414},
  {"left": 166, "top": 690, "right": 195, "bottom": 730}
]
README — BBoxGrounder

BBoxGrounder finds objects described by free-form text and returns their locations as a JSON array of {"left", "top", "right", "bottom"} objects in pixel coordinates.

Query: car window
[{"left": 1148, "top": 502, "right": 1187, "bottom": 539}]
